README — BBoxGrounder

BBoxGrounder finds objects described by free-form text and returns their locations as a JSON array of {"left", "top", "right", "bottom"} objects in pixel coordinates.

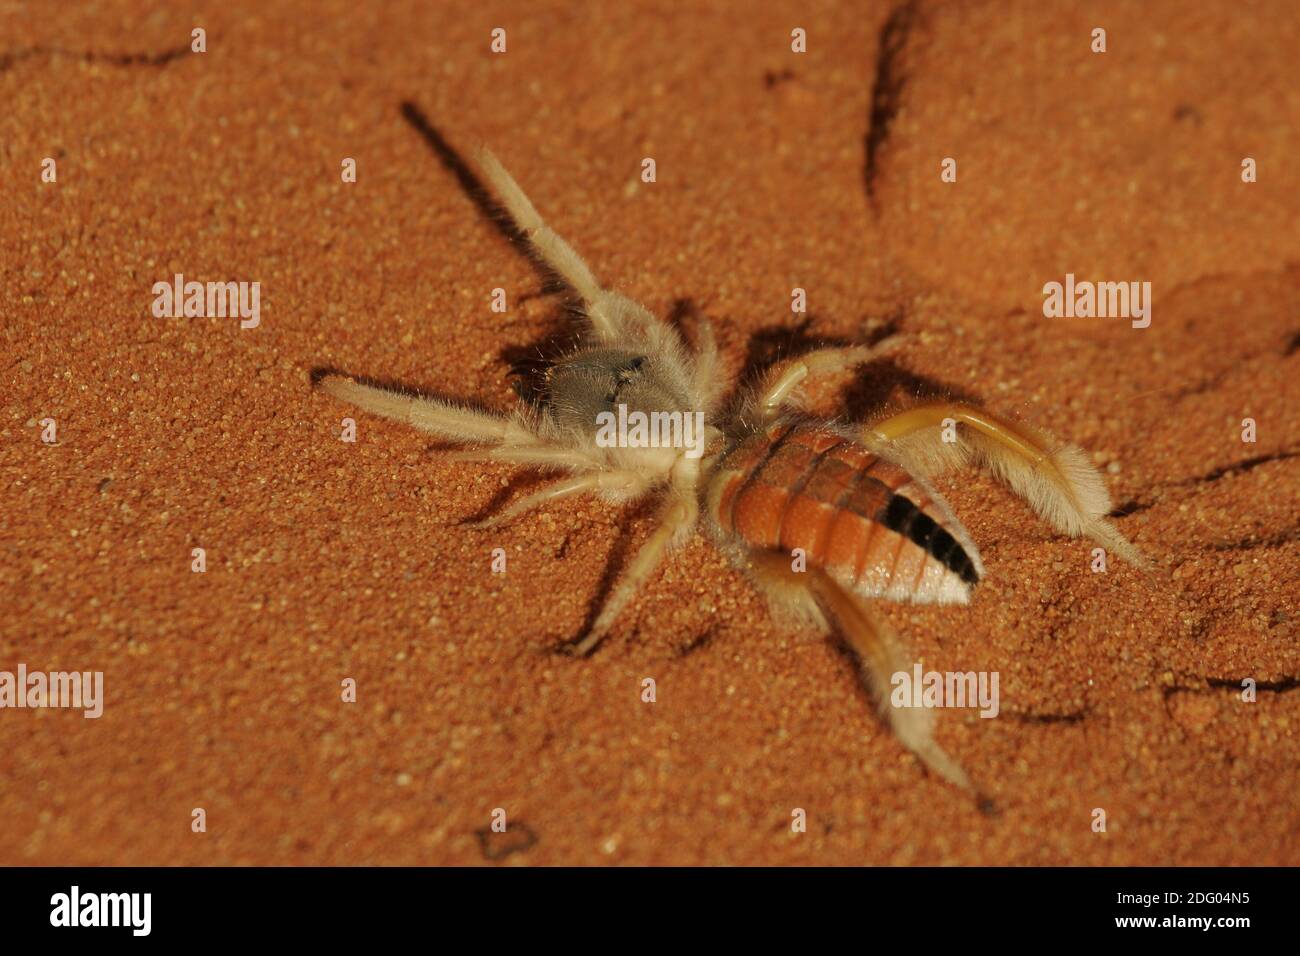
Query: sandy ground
[{"left": 1, "top": 0, "right": 1297, "bottom": 865}]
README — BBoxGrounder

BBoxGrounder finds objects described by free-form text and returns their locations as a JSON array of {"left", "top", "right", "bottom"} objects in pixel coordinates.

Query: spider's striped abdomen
[{"left": 707, "top": 422, "right": 983, "bottom": 604}]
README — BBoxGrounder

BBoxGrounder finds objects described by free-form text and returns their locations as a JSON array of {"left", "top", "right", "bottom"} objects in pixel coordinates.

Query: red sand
[{"left": 1, "top": 1, "right": 1297, "bottom": 865}]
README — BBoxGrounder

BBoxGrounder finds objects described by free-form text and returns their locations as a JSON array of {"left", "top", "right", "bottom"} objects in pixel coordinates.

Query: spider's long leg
[
  {"left": 317, "top": 374, "right": 533, "bottom": 445},
  {"left": 444, "top": 446, "right": 604, "bottom": 471},
  {"left": 476, "top": 149, "right": 604, "bottom": 314},
  {"left": 476, "top": 148, "right": 681, "bottom": 351},
  {"left": 753, "top": 339, "right": 904, "bottom": 422},
  {"left": 466, "top": 470, "right": 648, "bottom": 529},
  {"left": 573, "top": 495, "right": 697, "bottom": 656},
  {"left": 865, "top": 402, "right": 1147, "bottom": 567},
  {"left": 691, "top": 315, "right": 729, "bottom": 414},
  {"left": 746, "top": 550, "right": 974, "bottom": 792}
]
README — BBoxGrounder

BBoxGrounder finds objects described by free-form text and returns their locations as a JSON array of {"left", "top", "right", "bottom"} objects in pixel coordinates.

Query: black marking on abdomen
[{"left": 879, "top": 493, "right": 980, "bottom": 586}]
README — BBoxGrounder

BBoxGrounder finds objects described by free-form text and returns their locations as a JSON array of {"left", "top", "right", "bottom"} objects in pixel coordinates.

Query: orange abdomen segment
[{"left": 709, "top": 423, "right": 981, "bottom": 604}]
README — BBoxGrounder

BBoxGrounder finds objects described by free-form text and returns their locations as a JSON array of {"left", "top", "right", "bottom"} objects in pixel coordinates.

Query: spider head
[
  {"left": 545, "top": 349, "right": 681, "bottom": 425},
  {"left": 545, "top": 346, "right": 705, "bottom": 463}
]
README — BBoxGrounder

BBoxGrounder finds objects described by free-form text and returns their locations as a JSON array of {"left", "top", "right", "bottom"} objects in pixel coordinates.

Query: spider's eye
[{"left": 613, "top": 355, "right": 647, "bottom": 381}]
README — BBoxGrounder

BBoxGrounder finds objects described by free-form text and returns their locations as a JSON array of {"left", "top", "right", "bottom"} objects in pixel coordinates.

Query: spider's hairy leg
[
  {"left": 746, "top": 551, "right": 976, "bottom": 793},
  {"left": 754, "top": 339, "right": 905, "bottom": 421},
  {"left": 475, "top": 148, "right": 605, "bottom": 318},
  {"left": 466, "top": 470, "right": 649, "bottom": 529},
  {"left": 475, "top": 148, "right": 684, "bottom": 352},
  {"left": 865, "top": 402, "right": 1148, "bottom": 567},
  {"left": 317, "top": 374, "right": 533, "bottom": 445},
  {"left": 573, "top": 493, "right": 698, "bottom": 656},
  {"left": 690, "top": 315, "right": 729, "bottom": 414},
  {"left": 444, "top": 445, "right": 605, "bottom": 471}
]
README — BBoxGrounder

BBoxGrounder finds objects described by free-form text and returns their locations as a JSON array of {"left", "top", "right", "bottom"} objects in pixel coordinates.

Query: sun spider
[{"left": 317, "top": 148, "right": 1146, "bottom": 792}]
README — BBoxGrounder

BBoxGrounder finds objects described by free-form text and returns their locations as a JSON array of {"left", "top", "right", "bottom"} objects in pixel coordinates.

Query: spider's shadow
[
  {"left": 539, "top": 497, "right": 656, "bottom": 658},
  {"left": 735, "top": 312, "right": 982, "bottom": 418},
  {"left": 398, "top": 100, "right": 567, "bottom": 297}
]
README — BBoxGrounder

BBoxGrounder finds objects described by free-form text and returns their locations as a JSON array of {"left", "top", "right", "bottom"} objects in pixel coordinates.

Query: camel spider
[{"left": 316, "top": 148, "right": 1146, "bottom": 793}]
